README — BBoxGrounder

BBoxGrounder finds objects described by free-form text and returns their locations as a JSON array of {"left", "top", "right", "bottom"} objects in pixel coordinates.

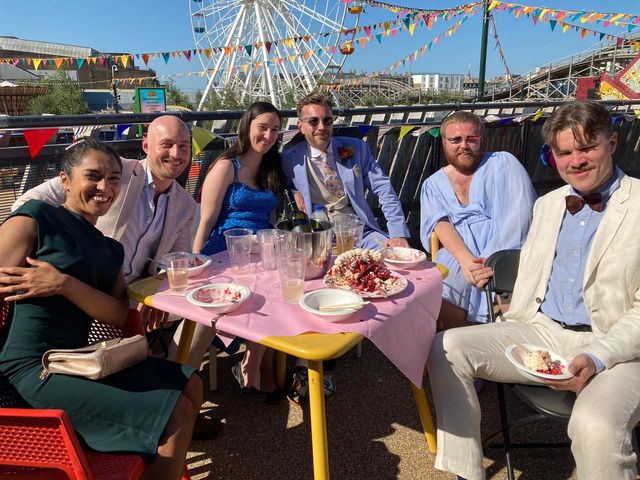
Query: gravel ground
[{"left": 184, "top": 340, "right": 588, "bottom": 480}]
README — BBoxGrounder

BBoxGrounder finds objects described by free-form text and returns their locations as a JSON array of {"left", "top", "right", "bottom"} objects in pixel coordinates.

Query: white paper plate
[
  {"left": 187, "top": 283, "right": 251, "bottom": 314},
  {"left": 505, "top": 344, "right": 573, "bottom": 380},
  {"left": 382, "top": 247, "right": 427, "bottom": 270},
  {"left": 186, "top": 254, "right": 212, "bottom": 276}
]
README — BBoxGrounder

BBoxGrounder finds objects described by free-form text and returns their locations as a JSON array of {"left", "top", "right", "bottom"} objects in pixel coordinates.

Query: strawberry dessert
[
  {"left": 324, "top": 248, "right": 402, "bottom": 296},
  {"left": 523, "top": 349, "right": 564, "bottom": 375}
]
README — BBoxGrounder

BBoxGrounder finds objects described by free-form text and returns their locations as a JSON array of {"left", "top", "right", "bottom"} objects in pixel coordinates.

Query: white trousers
[{"left": 427, "top": 313, "right": 640, "bottom": 480}]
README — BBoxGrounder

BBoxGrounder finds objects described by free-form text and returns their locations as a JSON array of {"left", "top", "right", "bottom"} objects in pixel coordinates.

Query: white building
[{"left": 412, "top": 73, "right": 465, "bottom": 93}]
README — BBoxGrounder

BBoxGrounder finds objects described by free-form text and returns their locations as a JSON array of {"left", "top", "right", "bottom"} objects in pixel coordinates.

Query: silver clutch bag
[{"left": 40, "top": 335, "right": 149, "bottom": 381}]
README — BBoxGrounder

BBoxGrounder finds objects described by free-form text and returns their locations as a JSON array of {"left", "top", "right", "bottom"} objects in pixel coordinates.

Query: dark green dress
[{"left": 0, "top": 200, "right": 195, "bottom": 460}]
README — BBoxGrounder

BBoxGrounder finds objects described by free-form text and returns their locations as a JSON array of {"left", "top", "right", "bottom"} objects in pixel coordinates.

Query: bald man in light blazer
[{"left": 428, "top": 101, "right": 640, "bottom": 480}]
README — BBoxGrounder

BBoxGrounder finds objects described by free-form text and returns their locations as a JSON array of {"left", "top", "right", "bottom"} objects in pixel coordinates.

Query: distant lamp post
[{"left": 111, "top": 65, "right": 120, "bottom": 113}]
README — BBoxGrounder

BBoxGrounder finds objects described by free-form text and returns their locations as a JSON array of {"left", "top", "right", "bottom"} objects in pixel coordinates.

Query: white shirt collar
[{"left": 308, "top": 139, "right": 333, "bottom": 159}]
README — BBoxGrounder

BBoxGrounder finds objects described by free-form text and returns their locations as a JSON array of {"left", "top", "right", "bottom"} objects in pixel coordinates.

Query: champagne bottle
[
  {"left": 284, "top": 189, "right": 313, "bottom": 233},
  {"left": 309, "top": 204, "right": 329, "bottom": 232}
]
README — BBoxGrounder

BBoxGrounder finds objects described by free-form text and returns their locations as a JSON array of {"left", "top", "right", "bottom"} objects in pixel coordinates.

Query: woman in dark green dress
[{"left": 0, "top": 140, "right": 203, "bottom": 480}]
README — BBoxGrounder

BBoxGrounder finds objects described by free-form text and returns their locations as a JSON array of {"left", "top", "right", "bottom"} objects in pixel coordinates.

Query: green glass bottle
[{"left": 284, "top": 189, "right": 313, "bottom": 233}]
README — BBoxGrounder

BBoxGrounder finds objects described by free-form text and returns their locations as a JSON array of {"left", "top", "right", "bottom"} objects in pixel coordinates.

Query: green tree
[
  {"left": 162, "top": 81, "right": 194, "bottom": 109},
  {"left": 26, "top": 71, "right": 90, "bottom": 115}
]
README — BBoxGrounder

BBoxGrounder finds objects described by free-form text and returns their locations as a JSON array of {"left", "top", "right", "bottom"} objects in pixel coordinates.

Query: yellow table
[{"left": 128, "top": 264, "right": 447, "bottom": 480}]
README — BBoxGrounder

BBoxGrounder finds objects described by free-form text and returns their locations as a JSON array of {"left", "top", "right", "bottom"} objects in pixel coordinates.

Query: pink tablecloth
[{"left": 152, "top": 253, "right": 443, "bottom": 386}]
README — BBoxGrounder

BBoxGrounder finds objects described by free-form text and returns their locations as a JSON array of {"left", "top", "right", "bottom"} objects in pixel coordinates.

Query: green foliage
[
  {"left": 162, "top": 81, "right": 194, "bottom": 109},
  {"left": 26, "top": 71, "right": 90, "bottom": 115}
]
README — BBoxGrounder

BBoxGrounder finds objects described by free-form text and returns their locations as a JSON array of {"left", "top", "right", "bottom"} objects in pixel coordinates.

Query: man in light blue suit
[{"left": 281, "top": 93, "right": 410, "bottom": 250}]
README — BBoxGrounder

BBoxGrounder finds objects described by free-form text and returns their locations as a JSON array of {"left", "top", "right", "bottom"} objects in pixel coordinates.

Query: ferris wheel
[{"left": 189, "top": 0, "right": 360, "bottom": 109}]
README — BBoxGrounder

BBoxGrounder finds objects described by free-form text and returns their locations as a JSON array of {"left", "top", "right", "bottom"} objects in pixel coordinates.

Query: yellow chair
[{"left": 430, "top": 231, "right": 440, "bottom": 260}]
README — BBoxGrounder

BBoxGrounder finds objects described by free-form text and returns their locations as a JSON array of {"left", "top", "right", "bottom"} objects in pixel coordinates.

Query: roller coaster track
[
  {"left": 486, "top": 34, "right": 640, "bottom": 101},
  {"left": 325, "top": 76, "right": 417, "bottom": 107}
]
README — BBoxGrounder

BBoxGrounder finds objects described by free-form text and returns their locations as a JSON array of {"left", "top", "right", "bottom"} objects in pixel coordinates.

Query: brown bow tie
[{"left": 565, "top": 193, "right": 604, "bottom": 215}]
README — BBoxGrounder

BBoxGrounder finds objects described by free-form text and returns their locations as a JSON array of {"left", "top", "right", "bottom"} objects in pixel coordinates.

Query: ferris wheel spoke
[
  {"left": 279, "top": 0, "right": 342, "bottom": 31},
  {"left": 253, "top": 3, "right": 277, "bottom": 104},
  {"left": 263, "top": 0, "right": 317, "bottom": 89},
  {"left": 273, "top": 1, "right": 337, "bottom": 54},
  {"left": 259, "top": 9, "right": 297, "bottom": 89}
]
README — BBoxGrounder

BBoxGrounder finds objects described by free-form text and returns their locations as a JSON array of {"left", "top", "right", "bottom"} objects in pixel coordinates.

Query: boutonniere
[{"left": 337, "top": 146, "right": 355, "bottom": 164}]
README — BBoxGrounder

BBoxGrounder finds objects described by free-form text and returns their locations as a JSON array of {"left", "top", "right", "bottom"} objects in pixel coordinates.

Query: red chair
[{"left": 0, "top": 302, "right": 191, "bottom": 480}]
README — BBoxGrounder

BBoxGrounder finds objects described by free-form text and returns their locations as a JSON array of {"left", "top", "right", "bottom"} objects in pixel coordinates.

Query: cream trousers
[{"left": 427, "top": 313, "right": 640, "bottom": 480}]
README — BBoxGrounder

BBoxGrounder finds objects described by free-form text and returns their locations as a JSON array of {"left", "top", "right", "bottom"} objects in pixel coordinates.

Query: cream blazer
[
  {"left": 12, "top": 158, "right": 196, "bottom": 279},
  {"left": 504, "top": 172, "right": 640, "bottom": 368}
]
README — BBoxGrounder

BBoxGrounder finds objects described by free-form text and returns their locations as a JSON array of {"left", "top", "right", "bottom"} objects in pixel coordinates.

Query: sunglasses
[
  {"left": 444, "top": 135, "right": 481, "bottom": 145},
  {"left": 301, "top": 116, "right": 334, "bottom": 128}
]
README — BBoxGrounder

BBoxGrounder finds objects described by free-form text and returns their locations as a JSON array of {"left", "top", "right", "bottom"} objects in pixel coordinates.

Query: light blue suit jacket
[{"left": 280, "top": 136, "right": 409, "bottom": 239}]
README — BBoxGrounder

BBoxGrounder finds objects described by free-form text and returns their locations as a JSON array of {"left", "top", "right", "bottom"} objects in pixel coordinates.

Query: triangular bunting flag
[
  {"left": 142, "top": 54, "right": 150, "bottom": 65},
  {"left": 398, "top": 126, "right": 416, "bottom": 141},
  {"left": 162, "top": 53, "right": 170, "bottom": 64},
  {"left": 192, "top": 126, "right": 217, "bottom": 159},
  {"left": 358, "top": 125, "right": 374, "bottom": 138},
  {"left": 23, "top": 128, "right": 58, "bottom": 159},
  {"left": 116, "top": 124, "right": 131, "bottom": 139}
]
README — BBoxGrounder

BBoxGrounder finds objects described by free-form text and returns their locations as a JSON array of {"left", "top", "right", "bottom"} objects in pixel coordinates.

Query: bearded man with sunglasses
[
  {"left": 281, "top": 93, "right": 410, "bottom": 250},
  {"left": 420, "top": 111, "right": 536, "bottom": 329}
]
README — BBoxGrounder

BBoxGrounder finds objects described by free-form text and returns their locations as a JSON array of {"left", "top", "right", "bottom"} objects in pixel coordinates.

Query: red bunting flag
[{"left": 23, "top": 128, "right": 58, "bottom": 159}]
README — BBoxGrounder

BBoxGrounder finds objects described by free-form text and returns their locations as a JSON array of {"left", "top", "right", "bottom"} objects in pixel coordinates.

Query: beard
[{"left": 445, "top": 150, "right": 481, "bottom": 175}]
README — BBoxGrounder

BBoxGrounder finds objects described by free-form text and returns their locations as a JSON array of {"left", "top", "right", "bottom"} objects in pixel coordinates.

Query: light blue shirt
[
  {"left": 420, "top": 151, "right": 537, "bottom": 323},
  {"left": 119, "top": 166, "right": 170, "bottom": 284},
  {"left": 541, "top": 169, "right": 621, "bottom": 326},
  {"left": 540, "top": 168, "right": 622, "bottom": 373}
]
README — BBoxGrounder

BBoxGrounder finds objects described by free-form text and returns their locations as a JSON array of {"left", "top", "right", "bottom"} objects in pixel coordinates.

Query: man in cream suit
[
  {"left": 428, "top": 101, "right": 640, "bottom": 480},
  {"left": 281, "top": 93, "right": 410, "bottom": 249}
]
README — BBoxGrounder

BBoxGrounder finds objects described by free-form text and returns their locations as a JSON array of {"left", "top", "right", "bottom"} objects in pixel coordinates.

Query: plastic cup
[
  {"left": 276, "top": 245, "right": 306, "bottom": 303},
  {"left": 257, "top": 229, "right": 277, "bottom": 271},
  {"left": 334, "top": 224, "right": 357, "bottom": 255},
  {"left": 223, "top": 228, "right": 253, "bottom": 274},
  {"left": 165, "top": 252, "right": 190, "bottom": 292}
]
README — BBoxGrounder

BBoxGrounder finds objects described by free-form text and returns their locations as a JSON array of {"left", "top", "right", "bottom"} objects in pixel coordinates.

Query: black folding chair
[{"left": 483, "top": 249, "right": 577, "bottom": 480}]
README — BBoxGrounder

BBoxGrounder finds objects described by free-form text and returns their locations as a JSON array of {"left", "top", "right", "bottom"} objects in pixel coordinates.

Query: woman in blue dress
[{"left": 192, "top": 102, "right": 285, "bottom": 398}]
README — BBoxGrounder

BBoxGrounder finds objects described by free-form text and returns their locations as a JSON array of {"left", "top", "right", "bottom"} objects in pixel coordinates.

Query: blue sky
[{"left": 1, "top": 0, "right": 638, "bottom": 93}]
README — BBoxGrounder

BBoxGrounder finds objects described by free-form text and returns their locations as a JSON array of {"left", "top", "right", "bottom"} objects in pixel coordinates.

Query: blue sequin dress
[{"left": 202, "top": 157, "right": 278, "bottom": 255}]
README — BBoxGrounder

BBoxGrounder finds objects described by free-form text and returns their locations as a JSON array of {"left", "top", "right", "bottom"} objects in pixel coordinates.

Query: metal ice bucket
[{"left": 276, "top": 220, "right": 333, "bottom": 280}]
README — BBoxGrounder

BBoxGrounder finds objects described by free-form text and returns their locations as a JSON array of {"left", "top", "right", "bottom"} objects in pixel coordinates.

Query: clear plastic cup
[
  {"left": 334, "top": 223, "right": 358, "bottom": 255},
  {"left": 223, "top": 228, "right": 253, "bottom": 274},
  {"left": 277, "top": 248, "right": 306, "bottom": 303},
  {"left": 164, "top": 252, "right": 190, "bottom": 292},
  {"left": 257, "top": 229, "right": 277, "bottom": 271}
]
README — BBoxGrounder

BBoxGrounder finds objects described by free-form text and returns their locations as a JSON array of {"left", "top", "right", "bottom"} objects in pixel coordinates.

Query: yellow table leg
[
  {"left": 411, "top": 383, "right": 437, "bottom": 454},
  {"left": 307, "top": 360, "right": 329, "bottom": 480},
  {"left": 175, "top": 319, "right": 196, "bottom": 365},
  {"left": 275, "top": 351, "right": 287, "bottom": 389}
]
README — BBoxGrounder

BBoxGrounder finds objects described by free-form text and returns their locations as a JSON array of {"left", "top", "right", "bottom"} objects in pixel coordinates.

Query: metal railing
[{"left": 2, "top": 99, "right": 640, "bottom": 246}]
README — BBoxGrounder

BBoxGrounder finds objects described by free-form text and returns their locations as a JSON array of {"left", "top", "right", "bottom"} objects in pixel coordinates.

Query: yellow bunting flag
[
  {"left": 398, "top": 126, "right": 416, "bottom": 141},
  {"left": 192, "top": 126, "right": 218, "bottom": 159}
]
